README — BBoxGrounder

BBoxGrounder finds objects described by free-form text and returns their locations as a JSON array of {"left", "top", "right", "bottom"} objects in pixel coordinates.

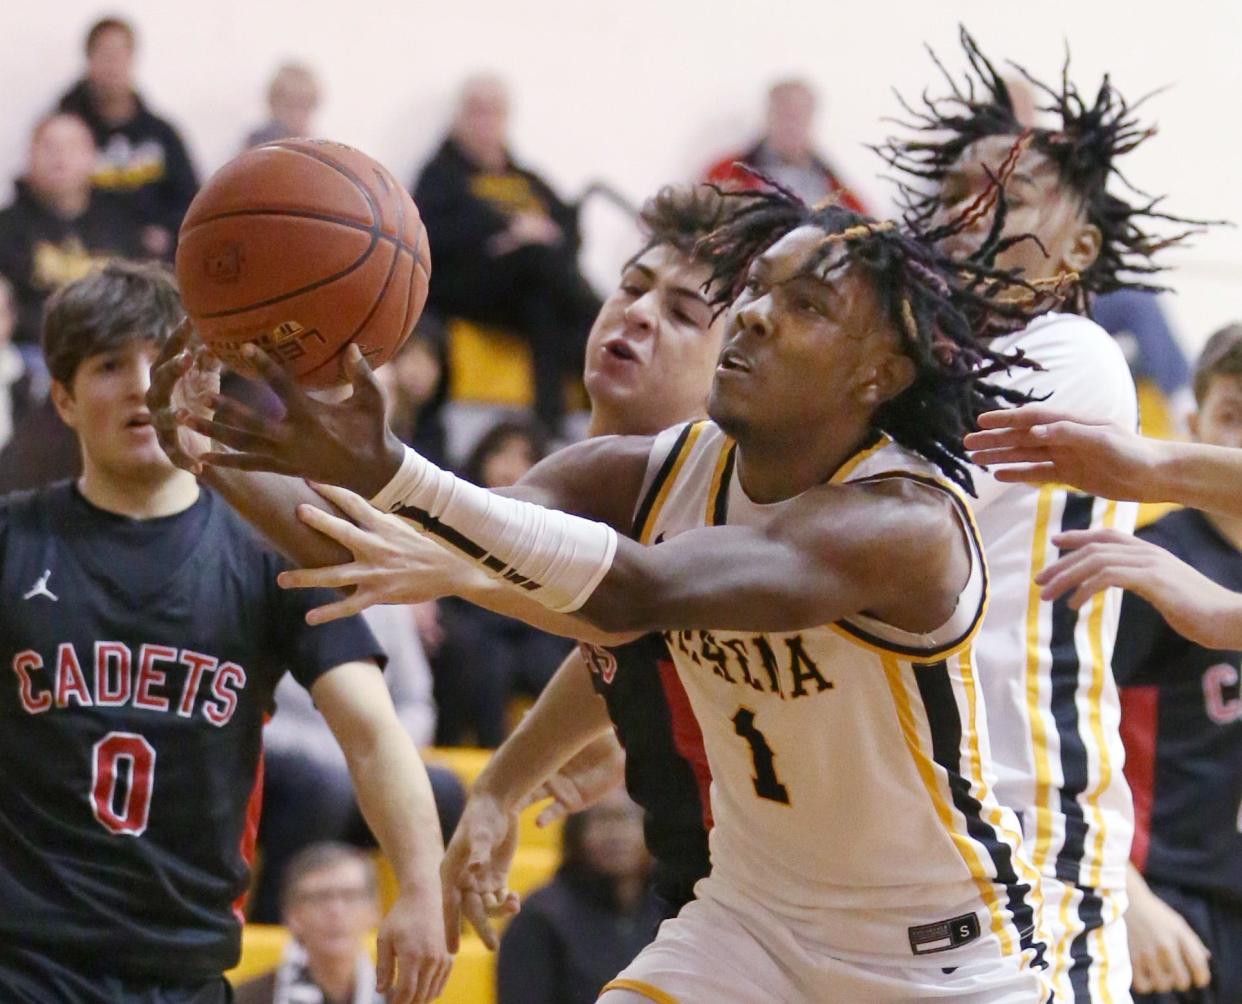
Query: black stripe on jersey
[
  {"left": 631, "top": 422, "right": 698, "bottom": 540},
  {"left": 709, "top": 445, "right": 737, "bottom": 527},
  {"left": 394, "top": 504, "right": 541, "bottom": 592},
  {"left": 1067, "top": 884, "right": 1105, "bottom": 1001},
  {"left": 914, "top": 661, "right": 1048, "bottom": 970},
  {"left": 1051, "top": 493, "right": 1095, "bottom": 884},
  {"left": 833, "top": 473, "right": 987, "bottom": 661}
]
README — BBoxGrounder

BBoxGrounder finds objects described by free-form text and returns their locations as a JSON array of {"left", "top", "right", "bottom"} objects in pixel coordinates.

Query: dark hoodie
[
  {"left": 59, "top": 80, "right": 199, "bottom": 240},
  {"left": 0, "top": 180, "right": 146, "bottom": 344}
]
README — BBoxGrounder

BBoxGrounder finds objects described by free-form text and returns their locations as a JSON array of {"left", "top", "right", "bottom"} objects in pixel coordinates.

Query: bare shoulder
[{"left": 508, "top": 434, "right": 658, "bottom": 531}]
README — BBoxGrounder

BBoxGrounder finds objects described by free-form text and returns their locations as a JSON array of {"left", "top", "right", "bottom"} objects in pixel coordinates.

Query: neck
[
  {"left": 733, "top": 417, "right": 874, "bottom": 504},
  {"left": 1208, "top": 511, "right": 1242, "bottom": 552},
  {"left": 77, "top": 463, "right": 199, "bottom": 519},
  {"left": 586, "top": 401, "right": 707, "bottom": 439},
  {"left": 90, "top": 83, "right": 136, "bottom": 124},
  {"left": 306, "top": 952, "right": 358, "bottom": 1003},
  {"left": 612, "top": 875, "right": 646, "bottom": 913},
  {"left": 34, "top": 184, "right": 90, "bottom": 218}
]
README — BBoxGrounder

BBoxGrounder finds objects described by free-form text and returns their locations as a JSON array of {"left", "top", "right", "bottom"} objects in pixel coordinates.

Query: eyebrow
[
  {"left": 1008, "top": 172, "right": 1037, "bottom": 189},
  {"left": 627, "top": 263, "right": 710, "bottom": 306}
]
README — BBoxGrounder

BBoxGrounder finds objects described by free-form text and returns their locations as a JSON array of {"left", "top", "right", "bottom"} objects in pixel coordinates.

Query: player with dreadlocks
[
  {"left": 189, "top": 178, "right": 1051, "bottom": 1000},
  {"left": 877, "top": 26, "right": 1213, "bottom": 1002}
]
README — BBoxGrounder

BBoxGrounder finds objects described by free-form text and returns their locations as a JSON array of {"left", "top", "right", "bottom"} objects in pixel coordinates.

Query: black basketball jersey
[
  {"left": 0, "top": 482, "right": 384, "bottom": 980},
  {"left": 1114, "top": 508, "right": 1242, "bottom": 902},
  {"left": 581, "top": 632, "right": 712, "bottom": 912}
]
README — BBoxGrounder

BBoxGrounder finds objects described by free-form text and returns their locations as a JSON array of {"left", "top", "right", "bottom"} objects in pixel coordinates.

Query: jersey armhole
[{"left": 630, "top": 422, "right": 705, "bottom": 543}]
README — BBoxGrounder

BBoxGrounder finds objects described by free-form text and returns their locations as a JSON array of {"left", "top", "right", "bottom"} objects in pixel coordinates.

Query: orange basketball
[{"left": 175, "top": 139, "right": 430, "bottom": 387}]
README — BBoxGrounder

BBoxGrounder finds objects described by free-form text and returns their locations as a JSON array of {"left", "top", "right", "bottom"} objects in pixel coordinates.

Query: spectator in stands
[
  {"left": 0, "top": 112, "right": 145, "bottom": 349},
  {"left": 376, "top": 315, "right": 449, "bottom": 469},
  {"left": 245, "top": 63, "right": 322, "bottom": 148},
  {"left": 497, "top": 789, "right": 661, "bottom": 1004},
  {"left": 58, "top": 16, "right": 199, "bottom": 259},
  {"left": 412, "top": 74, "right": 600, "bottom": 436},
  {"left": 704, "top": 78, "right": 866, "bottom": 211},
  {"left": 234, "top": 843, "right": 385, "bottom": 1004},
  {"left": 0, "top": 277, "right": 32, "bottom": 451},
  {"left": 252, "top": 605, "right": 465, "bottom": 924},
  {"left": 430, "top": 418, "right": 572, "bottom": 746}
]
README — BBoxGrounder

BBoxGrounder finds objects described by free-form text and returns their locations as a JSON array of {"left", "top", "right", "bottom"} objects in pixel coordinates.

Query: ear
[
  {"left": 858, "top": 352, "right": 916, "bottom": 408},
  {"left": 49, "top": 379, "right": 77, "bottom": 430},
  {"left": 1063, "top": 221, "right": 1102, "bottom": 276}
]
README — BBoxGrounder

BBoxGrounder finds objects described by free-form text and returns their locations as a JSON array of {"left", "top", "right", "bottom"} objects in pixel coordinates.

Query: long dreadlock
[
  {"left": 875, "top": 26, "right": 1216, "bottom": 309},
  {"left": 698, "top": 170, "right": 1050, "bottom": 495}
]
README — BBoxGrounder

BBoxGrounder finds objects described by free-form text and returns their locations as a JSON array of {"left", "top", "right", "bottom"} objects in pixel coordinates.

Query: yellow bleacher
[
  {"left": 230, "top": 746, "right": 563, "bottom": 1003},
  {"left": 445, "top": 316, "right": 587, "bottom": 411}
]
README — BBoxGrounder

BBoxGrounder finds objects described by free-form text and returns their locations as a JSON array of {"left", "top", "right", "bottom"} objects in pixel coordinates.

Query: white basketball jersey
[
  {"left": 973, "top": 313, "right": 1139, "bottom": 894},
  {"left": 635, "top": 420, "right": 1047, "bottom": 972}
]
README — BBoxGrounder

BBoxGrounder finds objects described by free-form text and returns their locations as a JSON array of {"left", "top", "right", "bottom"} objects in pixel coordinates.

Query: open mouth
[
  {"left": 718, "top": 348, "right": 751, "bottom": 373},
  {"left": 603, "top": 340, "right": 639, "bottom": 363},
  {"left": 126, "top": 413, "right": 153, "bottom": 429}
]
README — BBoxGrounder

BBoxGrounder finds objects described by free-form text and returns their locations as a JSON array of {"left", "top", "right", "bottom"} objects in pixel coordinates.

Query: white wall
[{"left": 2, "top": 0, "right": 1239, "bottom": 352}]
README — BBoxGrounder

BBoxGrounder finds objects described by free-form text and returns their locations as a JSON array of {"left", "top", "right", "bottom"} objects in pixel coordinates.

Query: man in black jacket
[
  {"left": 58, "top": 16, "right": 199, "bottom": 260},
  {"left": 0, "top": 112, "right": 145, "bottom": 348},
  {"left": 413, "top": 74, "right": 600, "bottom": 435}
]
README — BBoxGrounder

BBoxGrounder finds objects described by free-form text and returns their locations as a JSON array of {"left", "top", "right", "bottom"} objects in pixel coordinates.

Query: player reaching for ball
[
  {"left": 186, "top": 186, "right": 1056, "bottom": 1001},
  {"left": 0, "top": 263, "right": 450, "bottom": 1004}
]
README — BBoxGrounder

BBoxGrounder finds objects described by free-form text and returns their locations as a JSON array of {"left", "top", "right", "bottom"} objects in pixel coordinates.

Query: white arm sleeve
[{"left": 370, "top": 446, "right": 618, "bottom": 613}]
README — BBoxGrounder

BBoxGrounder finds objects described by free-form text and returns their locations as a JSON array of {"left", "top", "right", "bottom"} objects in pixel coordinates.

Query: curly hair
[
  {"left": 697, "top": 172, "right": 1051, "bottom": 494},
  {"left": 627, "top": 184, "right": 728, "bottom": 266},
  {"left": 875, "top": 26, "right": 1216, "bottom": 306}
]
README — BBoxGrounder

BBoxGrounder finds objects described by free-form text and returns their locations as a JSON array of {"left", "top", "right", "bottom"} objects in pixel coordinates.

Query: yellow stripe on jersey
[
  {"left": 1082, "top": 498, "right": 1118, "bottom": 893},
  {"left": 956, "top": 649, "right": 1046, "bottom": 944},
  {"left": 637, "top": 422, "right": 706, "bottom": 544},
  {"left": 1024, "top": 486, "right": 1058, "bottom": 875},
  {"left": 828, "top": 433, "right": 891, "bottom": 484},
  {"left": 601, "top": 978, "right": 682, "bottom": 1004},
  {"left": 880, "top": 653, "right": 1016, "bottom": 957},
  {"left": 704, "top": 438, "right": 735, "bottom": 527}
]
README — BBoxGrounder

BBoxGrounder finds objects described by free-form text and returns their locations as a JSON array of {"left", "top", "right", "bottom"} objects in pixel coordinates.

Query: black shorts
[
  {"left": 0, "top": 944, "right": 231, "bottom": 1004},
  {"left": 1133, "top": 879, "right": 1242, "bottom": 1004}
]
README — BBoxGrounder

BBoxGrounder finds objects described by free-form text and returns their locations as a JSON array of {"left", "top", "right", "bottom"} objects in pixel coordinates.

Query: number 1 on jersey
[{"left": 732, "top": 707, "right": 790, "bottom": 805}]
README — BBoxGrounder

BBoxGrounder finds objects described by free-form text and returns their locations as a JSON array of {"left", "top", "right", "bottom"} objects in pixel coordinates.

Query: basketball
[{"left": 175, "top": 139, "right": 431, "bottom": 387}]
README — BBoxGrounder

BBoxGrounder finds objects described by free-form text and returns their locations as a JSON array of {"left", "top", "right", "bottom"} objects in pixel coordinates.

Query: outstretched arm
[{"left": 965, "top": 404, "right": 1242, "bottom": 517}]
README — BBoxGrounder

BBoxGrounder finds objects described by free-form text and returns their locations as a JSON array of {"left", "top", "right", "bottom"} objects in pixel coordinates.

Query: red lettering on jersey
[
  {"left": 134, "top": 644, "right": 176, "bottom": 712},
  {"left": 1203, "top": 663, "right": 1241, "bottom": 724},
  {"left": 55, "top": 643, "right": 93, "bottom": 708},
  {"left": 177, "top": 650, "right": 218, "bottom": 718},
  {"left": 204, "top": 662, "right": 246, "bottom": 726},
  {"left": 13, "top": 649, "right": 51, "bottom": 714},
  {"left": 94, "top": 641, "right": 132, "bottom": 706}
]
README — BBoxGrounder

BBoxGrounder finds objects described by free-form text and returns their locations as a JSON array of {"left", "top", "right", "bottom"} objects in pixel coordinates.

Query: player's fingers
[
  {"left": 343, "top": 343, "right": 385, "bottom": 404},
  {"left": 185, "top": 414, "right": 275, "bottom": 454},
  {"left": 1129, "top": 953, "right": 1152, "bottom": 994},
  {"left": 211, "top": 396, "right": 280, "bottom": 436},
  {"left": 277, "top": 563, "right": 361, "bottom": 590},
  {"left": 309, "top": 481, "right": 385, "bottom": 529},
  {"left": 1068, "top": 570, "right": 1129, "bottom": 610},
  {"left": 974, "top": 405, "right": 1078, "bottom": 431},
  {"left": 1050, "top": 528, "right": 1136, "bottom": 551},
  {"left": 376, "top": 930, "right": 396, "bottom": 993},
  {"left": 294, "top": 501, "right": 376, "bottom": 552},
  {"left": 148, "top": 348, "right": 192, "bottom": 407},
  {"left": 462, "top": 890, "right": 498, "bottom": 951},
  {"left": 241, "top": 343, "right": 301, "bottom": 407},
  {"left": 965, "top": 445, "right": 1053, "bottom": 468},
  {"left": 429, "top": 958, "right": 452, "bottom": 1002},
  {"left": 197, "top": 450, "right": 301, "bottom": 477},
  {"left": 1183, "top": 931, "right": 1213, "bottom": 988},
  {"left": 989, "top": 462, "right": 1063, "bottom": 484},
  {"left": 1162, "top": 941, "right": 1194, "bottom": 992},
  {"left": 305, "top": 593, "right": 371, "bottom": 625},
  {"left": 518, "top": 783, "right": 550, "bottom": 811},
  {"left": 389, "top": 955, "right": 415, "bottom": 1004},
  {"left": 536, "top": 799, "right": 569, "bottom": 828},
  {"left": 442, "top": 882, "right": 462, "bottom": 954}
]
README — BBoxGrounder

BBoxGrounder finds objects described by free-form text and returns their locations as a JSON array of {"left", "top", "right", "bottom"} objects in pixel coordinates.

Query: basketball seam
[
  {"left": 180, "top": 209, "right": 423, "bottom": 259},
  {"left": 350, "top": 170, "right": 408, "bottom": 346}
]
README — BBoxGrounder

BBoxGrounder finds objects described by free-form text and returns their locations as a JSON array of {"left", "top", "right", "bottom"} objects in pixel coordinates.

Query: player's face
[
  {"left": 284, "top": 860, "right": 379, "bottom": 960},
  {"left": 935, "top": 135, "right": 1101, "bottom": 285},
  {"left": 584, "top": 244, "right": 723, "bottom": 434},
  {"left": 52, "top": 338, "right": 176, "bottom": 483},
  {"left": 1191, "top": 374, "right": 1242, "bottom": 450},
  {"left": 708, "top": 226, "right": 913, "bottom": 445}
]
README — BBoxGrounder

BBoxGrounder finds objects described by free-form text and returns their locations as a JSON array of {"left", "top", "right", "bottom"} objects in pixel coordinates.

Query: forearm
[
  {"left": 473, "top": 651, "right": 612, "bottom": 811},
  {"left": 455, "top": 571, "right": 638, "bottom": 646},
  {"left": 1153, "top": 440, "right": 1242, "bottom": 517},
  {"left": 202, "top": 468, "right": 350, "bottom": 567},
  {"left": 345, "top": 718, "right": 443, "bottom": 893}
]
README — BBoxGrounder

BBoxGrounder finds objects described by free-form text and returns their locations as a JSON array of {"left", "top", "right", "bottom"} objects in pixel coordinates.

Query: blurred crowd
[{"left": 0, "top": 14, "right": 1210, "bottom": 1003}]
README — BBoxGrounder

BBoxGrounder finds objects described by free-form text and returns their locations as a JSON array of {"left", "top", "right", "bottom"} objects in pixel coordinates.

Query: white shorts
[
  {"left": 602, "top": 885, "right": 1048, "bottom": 1004},
  {"left": 1039, "top": 875, "right": 1131, "bottom": 1003}
]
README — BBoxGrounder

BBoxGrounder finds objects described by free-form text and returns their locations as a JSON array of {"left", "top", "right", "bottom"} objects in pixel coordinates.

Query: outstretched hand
[
  {"left": 521, "top": 731, "right": 626, "bottom": 828},
  {"left": 1036, "top": 528, "right": 1242, "bottom": 650},
  {"left": 147, "top": 319, "right": 220, "bottom": 475},
  {"left": 965, "top": 405, "right": 1163, "bottom": 502},
  {"left": 190, "top": 343, "right": 406, "bottom": 498},
  {"left": 275, "top": 482, "right": 482, "bottom": 624},
  {"left": 440, "top": 793, "right": 522, "bottom": 952}
]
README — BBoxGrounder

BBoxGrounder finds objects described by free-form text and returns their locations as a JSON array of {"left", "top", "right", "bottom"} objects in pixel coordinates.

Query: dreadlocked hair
[
  {"left": 628, "top": 184, "right": 728, "bottom": 265},
  {"left": 875, "top": 26, "right": 1217, "bottom": 308},
  {"left": 697, "top": 170, "right": 1049, "bottom": 495}
]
